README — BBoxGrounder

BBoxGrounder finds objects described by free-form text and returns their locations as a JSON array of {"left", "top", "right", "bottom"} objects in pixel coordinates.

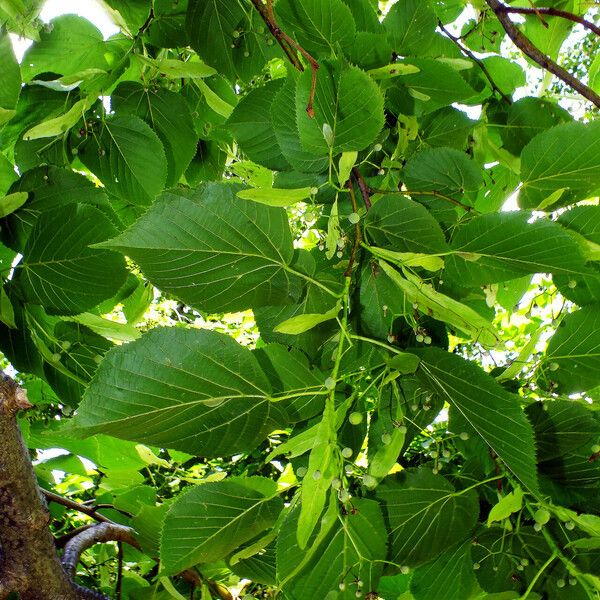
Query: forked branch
[
  {"left": 485, "top": 0, "right": 600, "bottom": 108},
  {"left": 249, "top": 0, "right": 320, "bottom": 117}
]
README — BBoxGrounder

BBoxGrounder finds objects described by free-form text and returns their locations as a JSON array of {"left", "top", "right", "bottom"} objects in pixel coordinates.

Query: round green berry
[{"left": 349, "top": 412, "right": 363, "bottom": 425}]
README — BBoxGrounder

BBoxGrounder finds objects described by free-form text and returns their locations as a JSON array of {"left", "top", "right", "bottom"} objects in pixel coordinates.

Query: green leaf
[
  {"left": 160, "top": 476, "right": 282, "bottom": 575},
  {"left": 376, "top": 469, "right": 479, "bottom": 566},
  {"left": 18, "top": 204, "right": 127, "bottom": 314},
  {"left": 72, "top": 327, "right": 286, "bottom": 456},
  {"left": 519, "top": 121, "right": 600, "bottom": 210},
  {"left": 368, "top": 246, "right": 445, "bottom": 272},
  {"left": 410, "top": 543, "right": 479, "bottom": 600},
  {"left": 21, "top": 15, "right": 109, "bottom": 80},
  {"left": 479, "top": 56, "right": 525, "bottom": 96},
  {"left": 498, "top": 97, "right": 571, "bottom": 156},
  {"left": 487, "top": 487, "right": 523, "bottom": 525},
  {"left": 380, "top": 261, "right": 498, "bottom": 347},
  {"left": 368, "top": 62, "right": 421, "bottom": 80},
  {"left": 0, "top": 192, "right": 27, "bottom": 218},
  {"left": 414, "top": 348, "right": 539, "bottom": 493},
  {"left": 62, "top": 313, "right": 141, "bottom": 343},
  {"left": 396, "top": 58, "right": 478, "bottom": 107},
  {"left": 337, "top": 151, "right": 357, "bottom": 186},
  {"left": 527, "top": 400, "right": 600, "bottom": 461},
  {"left": 79, "top": 116, "right": 167, "bottom": 206},
  {"left": 237, "top": 186, "right": 313, "bottom": 207},
  {"left": 364, "top": 194, "right": 449, "bottom": 254},
  {"left": 383, "top": 0, "right": 437, "bottom": 56},
  {"left": 419, "top": 107, "right": 475, "bottom": 150},
  {"left": 186, "top": 0, "right": 245, "bottom": 81},
  {"left": 227, "top": 81, "right": 290, "bottom": 171},
  {"left": 558, "top": 205, "right": 600, "bottom": 260},
  {"left": 0, "top": 27, "right": 21, "bottom": 125},
  {"left": 0, "top": 286, "right": 16, "bottom": 329},
  {"left": 296, "top": 61, "right": 384, "bottom": 155},
  {"left": 22, "top": 98, "right": 91, "bottom": 140},
  {"left": 404, "top": 147, "right": 482, "bottom": 205},
  {"left": 540, "top": 306, "right": 600, "bottom": 394},
  {"left": 276, "top": 0, "right": 356, "bottom": 56},
  {"left": 297, "top": 396, "right": 337, "bottom": 548},
  {"left": 277, "top": 498, "right": 387, "bottom": 598},
  {"left": 445, "top": 212, "right": 587, "bottom": 285},
  {"left": 150, "top": 57, "right": 216, "bottom": 79},
  {"left": 274, "top": 304, "right": 339, "bottom": 335},
  {"left": 100, "top": 183, "right": 297, "bottom": 313},
  {"left": 271, "top": 74, "right": 329, "bottom": 173},
  {"left": 253, "top": 344, "right": 325, "bottom": 423},
  {"left": 1, "top": 166, "right": 111, "bottom": 253},
  {"left": 194, "top": 79, "right": 235, "bottom": 118},
  {"left": 112, "top": 83, "right": 197, "bottom": 187}
]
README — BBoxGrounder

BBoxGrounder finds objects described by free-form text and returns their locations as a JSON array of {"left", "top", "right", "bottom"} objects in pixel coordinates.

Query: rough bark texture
[{"left": 0, "top": 374, "right": 79, "bottom": 600}]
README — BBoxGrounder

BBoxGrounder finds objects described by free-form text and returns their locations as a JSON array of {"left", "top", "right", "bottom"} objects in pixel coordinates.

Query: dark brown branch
[
  {"left": 43, "top": 489, "right": 114, "bottom": 523},
  {"left": 116, "top": 542, "right": 124, "bottom": 600},
  {"left": 62, "top": 523, "right": 141, "bottom": 579},
  {"left": 485, "top": 0, "right": 600, "bottom": 108},
  {"left": 438, "top": 21, "right": 512, "bottom": 104},
  {"left": 0, "top": 374, "right": 79, "bottom": 600},
  {"left": 249, "top": 0, "right": 320, "bottom": 117},
  {"left": 351, "top": 167, "right": 372, "bottom": 210},
  {"left": 494, "top": 5, "right": 600, "bottom": 38},
  {"left": 344, "top": 180, "right": 362, "bottom": 277}
]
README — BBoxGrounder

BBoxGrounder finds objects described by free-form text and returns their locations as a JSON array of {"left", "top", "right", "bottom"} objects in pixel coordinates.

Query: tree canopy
[{"left": 0, "top": 0, "right": 600, "bottom": 599}]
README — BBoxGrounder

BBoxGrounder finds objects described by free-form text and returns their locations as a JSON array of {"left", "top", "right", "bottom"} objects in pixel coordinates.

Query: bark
[{"left": 0, "top": 374, "right": 78, "bottom": 600}]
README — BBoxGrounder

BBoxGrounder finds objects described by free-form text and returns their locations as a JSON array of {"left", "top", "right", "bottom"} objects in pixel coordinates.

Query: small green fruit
[
  {"left": 349, "top": 412, "right": 363, "bottom": 425},
  {"left": 534, "top": 508, "right": 550, "bottom": 525}
]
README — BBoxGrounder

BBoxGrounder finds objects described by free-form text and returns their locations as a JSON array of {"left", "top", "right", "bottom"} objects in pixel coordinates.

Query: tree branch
[
  {"left": 0, "top": 373, "right": 79, "bottom": 600},
  {"left": 249, "top": 0, "right": 320, "bottom": 117},
  {"left": 344, "top": 180, "right": 362, "bottom": 277},
  {"left": 62, "top": 523, "right": 141, "bottom": 579},
  {"left": 494, "top": 4, "right": 600, "bottom": 38},
  {"left": 438, "top": 20, "right": 512, "bottom": 104},
  {"left": 351, "top": 167, "right": 372, "bottom": 210},
  {"left": 43, "top": 489, "right": 115, "bottom": 524},
  {"left": 485, "top": 0, "right": 600, "bottom": 108}
]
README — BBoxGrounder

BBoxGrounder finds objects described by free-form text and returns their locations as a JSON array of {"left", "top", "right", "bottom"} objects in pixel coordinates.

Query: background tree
[{"left": 1, "top": 0, "right": 600, "bottom": 598}]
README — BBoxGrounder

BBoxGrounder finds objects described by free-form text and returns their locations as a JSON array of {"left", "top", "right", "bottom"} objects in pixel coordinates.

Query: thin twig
[
  {"left": 495, "top": 5, "right": 600, "bottom": 38},
  {"left": 249, "top": 0, "right": 320, "bottom": 117},
  {"left": 485, "top": 0, "right": 600, "bottom": 108},
  {"left": 42, "top": 490, "right": 114, "bottom": 524},
  {"left": 344, "top": 180, "right": 362, "bottom": 277},
  {"left": 438, "top": 21, "right": 512, "bottom": 104},
  {"left": 116, "top": 542, "right": 123, "bottom": 600},
  {"left": 351, "top": 167, "right": 372, "bottom": 210},
  {"left": 368, "top": 188, "right": 474, "bottom": 212}
]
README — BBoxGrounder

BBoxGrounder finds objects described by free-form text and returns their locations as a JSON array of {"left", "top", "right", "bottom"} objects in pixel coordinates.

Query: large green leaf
[
  {"left": 72, "top": 327, "right": 286, "bottom": 456},
  {"left": 21, "top": 15, "right": 109, "bottom": 80},
  {"left": 540, "top": 306, "right": 600, "bottom": 394},
  {"left": 276, "top": 0, "right": 356, "bottom": 56},
  {"left": 296, "top": 61, "right": 384, "bottom": 155},
  {"left": 18, "top": 204, "right": 127, "bottom": 314},
  {"left": 271, "top": 74, "right": 329, "bottom": 173},
  {"left": 112, "top": 82, "right": 197, "bottom": 187},
  {"left": 186, "top": 0, "right": 245, "bottom": 81},
  {"left": 414, "top": 348, "right": 539, "bottom": 493},
  {"left": 419, "top": 107, "right": 475, "bottom": 150},
  {"left": 160, "top": 477, "right": 282, "bottom": 575},
  {"left": 100, "top": 183, "right": 297, "bottom": 313},
  {"left": 0, "top": 28, "right": 20, "bottom": 125},
  {"left": 277, "top": 498, "right": 387, "bottom": 599},
  {"left": 445, "top": 212, "right": 587, "bottom": 285},
  {"left": 410, "top": 543, "right": 479, "bottom": 600},
  {"left": 2, "top": 166, "right": 111, "bottom": 252},
  {"left": 79, "top": 116, "right": 167, "bottom": 206},
  {"left": 365, "top": 194, "right": 449, "bottom": 254},
  {"left": 519, "top": 121, "right": 600, "bottom": 210},
  {"left": 376, "top": 469, "right": 479, "bottom": 567},
  {"left": 383, "top": 0, "right": 437, "bottom": 56},
  {"left": 227, "top": 80, "right": 290, "bottom": 171}
]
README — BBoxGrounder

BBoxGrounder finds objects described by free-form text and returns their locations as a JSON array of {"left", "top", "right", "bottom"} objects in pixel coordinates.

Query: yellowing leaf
[
  {"left": 368, "top": 63, "right": 421, "bottom": 79},
  {"left": 367, "top": 245, "right": 445, "bottom": 271},
  {"left": 0, "top": 191, "right": 27, "bottom": 218},
  {"left": 237, "top": 187, "right": 312, "bottom": 207},
  {"left": 487, "top": 487, "right": 523, "bottom": 525},
  {"left": 274, "top": 305, "right": 340, "bottom": 335},
  {"left": 23, "top": 98, "right": 91, "bottom": 140},
  {"left": 379, "top": 260, "right": 498, "bottom": 347}
]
